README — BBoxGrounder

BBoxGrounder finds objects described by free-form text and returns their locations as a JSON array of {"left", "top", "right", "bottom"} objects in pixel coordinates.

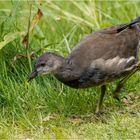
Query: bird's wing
[
  {"left": 78, "top": 56, "right": 136, "bottom": 86},
  {"left": 90, "top": 56, "right": 136, "bottom": 74}
]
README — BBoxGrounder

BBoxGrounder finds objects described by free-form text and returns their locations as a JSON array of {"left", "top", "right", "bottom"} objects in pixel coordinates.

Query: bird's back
[{"left": 68, "top": 25, "right": 139, "bottom": 69}]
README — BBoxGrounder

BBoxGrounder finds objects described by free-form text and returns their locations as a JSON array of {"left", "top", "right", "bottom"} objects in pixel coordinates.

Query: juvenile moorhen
[{"left": 28, "top": 17, "right": 140, "bottom": 114}]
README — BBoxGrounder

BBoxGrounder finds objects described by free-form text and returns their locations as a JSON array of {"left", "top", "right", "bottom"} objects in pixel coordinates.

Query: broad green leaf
[{"left": 0, "top": 32, "right": 24, "bottom": 50}]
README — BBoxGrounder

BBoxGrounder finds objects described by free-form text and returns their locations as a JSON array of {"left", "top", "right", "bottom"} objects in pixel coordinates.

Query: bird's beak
[{"left": 28, "top": 70, "right": 38, "bottom": 82}]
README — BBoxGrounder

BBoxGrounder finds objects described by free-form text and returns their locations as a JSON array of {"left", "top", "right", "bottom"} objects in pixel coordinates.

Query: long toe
[
  {"left": 113, "top": 94, "right": 121, "bottom": 101},
  {"left": 95, "top": 110, "right": 104, "bottom": 117}
]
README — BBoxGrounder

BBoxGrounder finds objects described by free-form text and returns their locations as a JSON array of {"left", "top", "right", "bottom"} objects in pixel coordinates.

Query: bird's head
[{"left": 28, "top": 52, "right": 63, "bottom": 81}]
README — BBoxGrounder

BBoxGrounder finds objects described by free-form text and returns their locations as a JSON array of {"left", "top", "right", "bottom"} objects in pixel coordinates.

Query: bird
[{"left": 28, "top": 17, "right": 140, "bottom": 114}]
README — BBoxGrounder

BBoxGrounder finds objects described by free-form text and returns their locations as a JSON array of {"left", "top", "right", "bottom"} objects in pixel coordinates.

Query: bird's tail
[{"left": 117, "top": 16, "right": 140, "bottom": 32}]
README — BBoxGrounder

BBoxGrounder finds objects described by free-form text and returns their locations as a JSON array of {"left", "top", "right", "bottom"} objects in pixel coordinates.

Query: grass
[{"left": 0, "top": 0, "right": 140, "bottom": 139}]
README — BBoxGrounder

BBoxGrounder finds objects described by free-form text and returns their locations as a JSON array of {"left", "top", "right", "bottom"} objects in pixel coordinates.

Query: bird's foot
[
  {"left": 95, "top": 111, "right": 104, "bottom": 117},
  {"left": 95, "top": 108, "right": 104, "bottom": 116},
  {"left": 113, "top": 94, "right": 121, "bottom": 102}
]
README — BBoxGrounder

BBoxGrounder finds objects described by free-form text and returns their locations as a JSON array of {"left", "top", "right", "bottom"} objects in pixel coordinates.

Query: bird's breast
[{"left": 54, "top": 68, "right": 109, "bottom": 89}]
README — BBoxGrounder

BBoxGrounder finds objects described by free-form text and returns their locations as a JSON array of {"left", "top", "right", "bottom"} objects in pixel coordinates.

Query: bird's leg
[
  {"left": 95, "top": 85, "right": 106, "bottom": 114},
  {"left": 113, "top": 80, "right": 125, "bottom": 101},
  {"left": 113, "top": 63, "right": 140, "bottom": 100}
]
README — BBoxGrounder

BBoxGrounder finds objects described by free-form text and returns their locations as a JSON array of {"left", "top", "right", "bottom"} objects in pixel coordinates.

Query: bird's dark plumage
[
  {"left": 55, "top": 18, "right": 140, "bottom": 88},
  {"left": 28, "top": 17, "right": 140, "bottom": 113}
]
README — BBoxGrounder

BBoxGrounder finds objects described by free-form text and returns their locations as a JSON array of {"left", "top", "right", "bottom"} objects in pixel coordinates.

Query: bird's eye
[{"left": 40, "top": 63, "right": 46, "bottom": 67}]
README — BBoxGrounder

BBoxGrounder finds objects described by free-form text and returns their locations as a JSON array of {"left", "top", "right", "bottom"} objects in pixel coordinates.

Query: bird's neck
[{"left": 54, "top": 56, "right": 81, "bottom": 83}]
